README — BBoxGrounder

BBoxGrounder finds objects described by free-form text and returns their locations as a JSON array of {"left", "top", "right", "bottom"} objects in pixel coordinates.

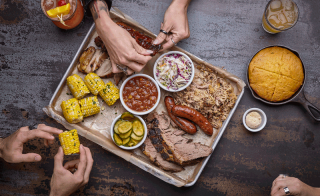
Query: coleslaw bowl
[{"left": 153, "top": 51, "right": 194, "bottom": 92}]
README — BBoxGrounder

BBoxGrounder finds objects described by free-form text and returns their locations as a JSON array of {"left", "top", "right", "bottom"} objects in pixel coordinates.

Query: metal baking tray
[{"left": 47, "top": 11, "right": 244, "bottom": 187}]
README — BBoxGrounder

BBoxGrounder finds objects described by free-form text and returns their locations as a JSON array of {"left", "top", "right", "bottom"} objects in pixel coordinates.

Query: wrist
[
  {"left": 171, "top": 0, "right": 191, "bottom": 10},
  {"left": 308, "top": 187, "right": 320, "bottom": 196}
]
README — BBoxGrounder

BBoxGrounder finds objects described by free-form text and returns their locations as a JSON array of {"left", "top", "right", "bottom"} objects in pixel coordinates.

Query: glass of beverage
[
  {"left": 41, "top": 0, "right": 84, "bottom": 30},
  {"left": 262, "top": 0, "right": 299, "bottom": 34}
]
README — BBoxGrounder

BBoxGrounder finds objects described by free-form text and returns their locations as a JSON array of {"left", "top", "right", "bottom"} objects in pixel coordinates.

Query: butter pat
[{"left": 245, "top": 112, "right": 262, "bottom": 129}]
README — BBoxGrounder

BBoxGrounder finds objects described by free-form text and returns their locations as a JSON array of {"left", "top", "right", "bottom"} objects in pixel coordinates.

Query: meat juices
[
  {"left": 164, "top": 96, "right": 197, "bottom": 134},
  {"left": 172, "top": 105, "right": 213, "bottom": 136}
]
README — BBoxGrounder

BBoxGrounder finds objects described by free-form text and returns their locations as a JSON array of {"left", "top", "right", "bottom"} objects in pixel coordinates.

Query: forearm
[
  {"left": 171, "top": 0, "right": 191, "bottom": 10},
  {"left": 89, "top": 0, "right": 114, "bottom": 29}
]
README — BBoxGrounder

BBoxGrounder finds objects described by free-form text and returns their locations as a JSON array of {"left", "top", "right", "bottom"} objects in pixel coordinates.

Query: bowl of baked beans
[{"left": 120, "top": 74, "right": 161, "bottom": 115}]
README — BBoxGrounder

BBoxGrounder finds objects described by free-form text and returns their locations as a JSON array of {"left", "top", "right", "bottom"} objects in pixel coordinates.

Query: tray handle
[{"left": 294, "top": 92, "right": 320, "bottom": 121}]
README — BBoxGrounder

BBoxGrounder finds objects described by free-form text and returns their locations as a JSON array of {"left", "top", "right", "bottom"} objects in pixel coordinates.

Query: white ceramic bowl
[
  {"left": 153, "top": 51, "right": 194, "bottom": 92},
  {"left": 242, "top": 108, "right": 267, "bottom": 132},
  {"left": 110, "top": 114, "right": 147, "bottom": 150},
  {"left": 120, "top": 74, "right": 161, "bottom": 116}
]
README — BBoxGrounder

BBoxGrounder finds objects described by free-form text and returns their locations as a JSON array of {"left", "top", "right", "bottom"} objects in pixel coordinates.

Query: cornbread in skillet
[{"left": 248, "top": 47, "right": 304, "bottom": 102}]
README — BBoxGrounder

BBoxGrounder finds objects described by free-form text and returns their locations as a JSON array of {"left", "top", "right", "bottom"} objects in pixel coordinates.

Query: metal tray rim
[{"left": 48, "top": 21, "right": 245, "bottom": 187}]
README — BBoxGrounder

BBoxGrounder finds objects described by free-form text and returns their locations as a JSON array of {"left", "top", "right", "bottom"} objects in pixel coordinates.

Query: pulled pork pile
[{"left": 173, "top": 65, "right": 237, "bottom": 129}]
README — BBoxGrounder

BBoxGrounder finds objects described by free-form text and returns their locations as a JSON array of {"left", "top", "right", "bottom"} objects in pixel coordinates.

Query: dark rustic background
[{"left": 1, "top": 0, "right": 320, "bottom": 195}]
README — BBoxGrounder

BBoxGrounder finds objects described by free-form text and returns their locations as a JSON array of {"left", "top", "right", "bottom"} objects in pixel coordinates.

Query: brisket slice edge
[{"left": 141, "top": 137, "right": 184, "bottom": 172}]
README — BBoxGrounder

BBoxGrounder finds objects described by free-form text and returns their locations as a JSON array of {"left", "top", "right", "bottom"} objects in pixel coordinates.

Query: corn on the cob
[
  {"left": 99, "top": 81, "right": 120, "bottom": 106},
  {"left": 79, "top": 96, "right": 100, "bottom": 117},
  {"left": 61, "top": 98, "right": 83, "bottom": 124},
  {"left": 66, "top": 74, "right": 90, "bottom": 99},
  {"left": 59, "top": 129, "right": 80, "bottom": 155},
  {"left": 84, "top": 73, "right": 105, "bottom": 95}
]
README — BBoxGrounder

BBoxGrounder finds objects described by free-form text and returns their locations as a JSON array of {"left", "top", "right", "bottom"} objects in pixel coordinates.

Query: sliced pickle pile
[{"left": 113, "top": 112, "right": 144, "bottom": 147}]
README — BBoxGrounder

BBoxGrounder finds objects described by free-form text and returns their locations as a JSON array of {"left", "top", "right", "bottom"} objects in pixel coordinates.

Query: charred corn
[
  {"left": 59, "top": 129, "right": 80, "bottom": 155},
  {"left": 84, "top": 73, "right": 105, "bottom": 95},
  {"left": 66, "top": 74, "right": 90, "bottom": 99},
  {"left": 61, "top": 98, "right": 83, "bottom": 124},
  {"left": 79, "top": 96, "right": 100, "bottom": 117},
  {"left": 99, "top": 81, "right": 120, "bottom": 106}
]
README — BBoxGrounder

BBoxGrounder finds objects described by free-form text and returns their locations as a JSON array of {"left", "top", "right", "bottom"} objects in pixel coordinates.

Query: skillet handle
[{"left": 294, "top": 92, "right": 320, "bottom": 121}]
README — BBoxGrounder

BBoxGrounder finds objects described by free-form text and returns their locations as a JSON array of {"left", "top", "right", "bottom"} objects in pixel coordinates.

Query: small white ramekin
[
  {"left": 153, "top": 51, "right": 194, "bottom": 92},
  {"left": 110, "top": 114, "right": 147, "bottom": 150},
  {"left": 120, "top": 74, "right": 161, "bottom": 116},
  {"left": 242, "top": 108, "right": 267, "bottom": 132}
]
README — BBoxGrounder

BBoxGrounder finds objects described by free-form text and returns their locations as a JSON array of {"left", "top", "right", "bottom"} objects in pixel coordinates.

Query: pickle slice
[
  {"left": 119, "top": 130, "right": 132, "bottom": 139},
  {"left": 121, "top": 112, "right": 135, "bottom": 121},
  {"left": 113, "top": 133, "right": 123, "bottom": 146},
  {"left": 131, "top": 132, "right": 143, "bottom": 141},
  {"left": 127, "top": 139, "right": 136, "bottom": 147},
  {"left": 131, "top": 138, "right": 140, "bottom": 145},
  {"left": 118, "top": 121, "right": 133, "bottom": 134},
  {"left": 114, "top": 120, "right": 122, "bottom": 134},
  {"left": 132, "top": 120, "right": 144, "bottom": 136},
  {"left": 122, "top": 137, "right": 130, "bottom": 145}
]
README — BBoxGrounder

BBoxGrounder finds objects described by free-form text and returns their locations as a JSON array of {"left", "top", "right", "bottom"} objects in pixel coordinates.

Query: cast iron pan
[{"left": 247, "top": 45, "right": 320, "bottom": 121}]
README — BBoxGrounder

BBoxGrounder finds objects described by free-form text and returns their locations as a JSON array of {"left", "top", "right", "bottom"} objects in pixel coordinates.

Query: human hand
[
  {"left": 90, "top": 0, "right": 153, "bottom": 75},
  {"left": 153, "top": 0, "right": 191, "bottom": 51},
  {"left": 0, "top": 124, "right": 63, "bottom": 163},
  {"left": 271, "top": 175, "right": 320, "bottom": 196},
  {"left": 50, "top": 145, "right": 93, "bottom": 196},
  {"left": 98, "top": 23, "right": 153, "bottom": 74}
]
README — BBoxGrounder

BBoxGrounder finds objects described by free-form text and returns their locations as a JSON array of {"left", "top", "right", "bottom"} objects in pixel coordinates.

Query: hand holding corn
[
  {"left": 50, "top": 145, "right": 93, "bottom": 196},
  {"left": 0, "top": 124, "right": 63, "bottom": 163}
]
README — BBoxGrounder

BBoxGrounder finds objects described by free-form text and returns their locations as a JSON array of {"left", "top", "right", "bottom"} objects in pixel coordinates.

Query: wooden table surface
[{"left": 1, "top": 0, "right": 320, "bottom": 195}]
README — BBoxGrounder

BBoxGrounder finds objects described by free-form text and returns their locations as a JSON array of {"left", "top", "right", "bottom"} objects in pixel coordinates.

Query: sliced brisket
[
  {"left": 141, "top": 138, "right": 184, "bottom": 172},
  {"left": 148, "top": 113, "right": 213, "bottom": 166}
]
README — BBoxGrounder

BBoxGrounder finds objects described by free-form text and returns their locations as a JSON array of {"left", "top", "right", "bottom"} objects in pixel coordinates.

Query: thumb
[
  {"left": 17, "top": 153, "right": 42, "bottom": 163},
  {"left": 153, "top": 22, "right": 169, "bottom": 45},
  {"left": 54, "top": 147, "right": 64, "bottom": 170},
  {"left": 132, "top": 42, "right": 153, "bottom": 56}
]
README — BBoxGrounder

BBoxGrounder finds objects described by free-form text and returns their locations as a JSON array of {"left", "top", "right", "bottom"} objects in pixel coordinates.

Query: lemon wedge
[{"left": 46, "top": 3, "right": 70, "bottom": 18}]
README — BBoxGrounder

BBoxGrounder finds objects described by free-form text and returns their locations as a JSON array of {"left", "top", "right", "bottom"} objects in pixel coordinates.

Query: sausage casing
[
  {"left": 164, "top": 96, "right": 197, "bottom": 134},
  {"left": 171, "top": 105, "right": 213, "bottom": 136}
]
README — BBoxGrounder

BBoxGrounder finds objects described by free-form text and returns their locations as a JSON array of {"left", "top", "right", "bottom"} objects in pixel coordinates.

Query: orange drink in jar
[
  {"left": 41, "top": 0, "right": 84, "bottom": 30},
  {"left": 262, "top": 0, "right": 299, "bottom": 34}
]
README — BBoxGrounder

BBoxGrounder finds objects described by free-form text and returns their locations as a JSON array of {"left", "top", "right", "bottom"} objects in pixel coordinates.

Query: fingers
[
  {"left": 15, "top": 153, "right": 42, "bottom": 163},
  {"left": 20, "top": 129, "right": 55, "bottom": 143},
  {"left": 37, "top": 124, "right": 63, "bottom": 135},
  {"left": 64, "top": 159, "right": 80, "bottom": 170},
  {"left": 54, "top": 147, "right": 65, "bottom": 171},
  {"left": 111, "top": 58, "right": 136, "bottom": 75},
  {"left": 83, "top": 147, "right": 94, "bottom": 184},
  {"left": 271, "top": 180, "right": 286, "bottom": 195},
  {"left": 160, "top": 34, "right": 177, "bottom": 51},
  {"left": 75, "top": 144, "right": 87, "bottom": 178},
  {"left": 132, "top": 41, "right": 153, "bottom": 56},
  {"left": 111, "top": 59, "right": 122, "bottom": 73},
  {"left": 153, "top": 23, "right": 170, "bottom": 45}
]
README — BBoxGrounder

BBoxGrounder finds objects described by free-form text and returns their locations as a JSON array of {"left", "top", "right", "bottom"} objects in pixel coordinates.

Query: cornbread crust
[{"left": 248, "top": 47, "right": 304, "bottom": 102}]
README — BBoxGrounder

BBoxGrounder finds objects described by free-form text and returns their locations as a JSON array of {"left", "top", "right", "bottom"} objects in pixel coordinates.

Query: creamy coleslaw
[{"left": 155, "top": 53, "right": 192, "bottom": 90}]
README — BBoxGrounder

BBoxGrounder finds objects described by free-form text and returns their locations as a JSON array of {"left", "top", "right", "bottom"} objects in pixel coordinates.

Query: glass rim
[
  {"left": 264, "top": 0, "right": 300, "bottom": 32},
  {"left": 41, "top": 0, "right": 78, "bottom": 22}
]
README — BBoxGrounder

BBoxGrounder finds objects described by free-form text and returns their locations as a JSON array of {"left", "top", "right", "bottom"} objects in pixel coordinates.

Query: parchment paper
[{"left": 44, "top": 8, "right": 246, "bottom": 187}]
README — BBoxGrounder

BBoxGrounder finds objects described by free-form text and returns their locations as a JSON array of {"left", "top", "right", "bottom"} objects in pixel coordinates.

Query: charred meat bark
[
  {"left": 148, "top": 113, "right": 213, "bottom": 166},
  {"left": 141, "top": 137, "right": 184, "bottom": 172}
]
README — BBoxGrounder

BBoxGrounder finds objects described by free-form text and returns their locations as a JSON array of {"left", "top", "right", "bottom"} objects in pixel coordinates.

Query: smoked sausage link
[
  {"left": 171, "top": 105, "right": 213, "bottom": 136},
  {"left": 164, "top": 96, "right": 197, "bottom": 134}
]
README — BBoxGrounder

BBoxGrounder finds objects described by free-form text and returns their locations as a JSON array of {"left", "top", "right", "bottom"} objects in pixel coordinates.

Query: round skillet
[{"left": 247, "top": 45, "right": 320, "bottom": 121}]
